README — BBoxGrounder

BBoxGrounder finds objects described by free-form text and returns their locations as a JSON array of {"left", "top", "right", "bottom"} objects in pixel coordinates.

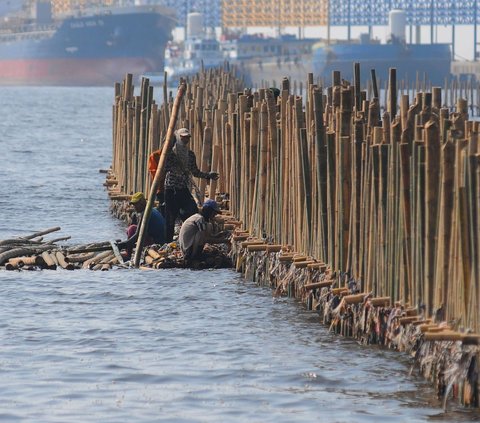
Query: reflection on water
[{"left": 0, "top": 87, "right": 479, "bottom": 422}]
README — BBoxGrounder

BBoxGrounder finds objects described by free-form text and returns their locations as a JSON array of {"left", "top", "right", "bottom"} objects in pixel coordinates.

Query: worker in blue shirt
[{"left": 117, "top": 192, "right": 166, "bottom": 257}]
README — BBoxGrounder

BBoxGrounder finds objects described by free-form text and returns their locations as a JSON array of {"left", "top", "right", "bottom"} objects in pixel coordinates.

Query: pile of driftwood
[
  {"left": 0, "top": 226, "right": 233, "bottom": 272},
  {"left": 0, "top": 227, "right": 125, "bottom": 271}
]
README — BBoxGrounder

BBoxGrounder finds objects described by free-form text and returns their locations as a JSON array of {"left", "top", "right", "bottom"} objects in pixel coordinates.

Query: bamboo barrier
[
  {"left": 106, "top": 66, "right": 480, "bottom": 407},
  {"left": 108, "top": 66, "right": 480, "bottom": 330},
  {"left": 110, "top": 70, "right": 243, "bottom": 200},
  {"left": 220, "top": 69, "right": 480, "bottom": 336}
]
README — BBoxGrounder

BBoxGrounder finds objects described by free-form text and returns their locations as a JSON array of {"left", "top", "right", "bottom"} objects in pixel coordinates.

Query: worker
[
  {"left": 269, "top": 87, "right": 280, "bottom": 99},
  {"left": 117, "top": 192, "right": 166, "bottom": 257},
  {"left": 163, "top": 127, "right": 218, "bottom": 242},
  {"left": 178, "top": 199, "right": 228, "bottom": 264}
]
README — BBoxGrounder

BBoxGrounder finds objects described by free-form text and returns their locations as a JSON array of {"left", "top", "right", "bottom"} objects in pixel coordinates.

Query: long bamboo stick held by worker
[{"left": 133, "top": 80, "right": 187, "bottom": 268}]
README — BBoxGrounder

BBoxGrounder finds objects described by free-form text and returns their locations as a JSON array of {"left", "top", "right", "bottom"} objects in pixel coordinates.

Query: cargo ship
[
  {"left": 313, "top": 10, "right": 452, "bottom": 86},
  {"left": 0, "top": 1, "right": 175, "bottom": 86}
]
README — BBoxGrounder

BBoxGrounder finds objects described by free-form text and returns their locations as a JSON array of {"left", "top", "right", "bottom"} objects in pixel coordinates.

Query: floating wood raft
[{"left": 105, "top": 65, "right": 480, "bottom": 408}]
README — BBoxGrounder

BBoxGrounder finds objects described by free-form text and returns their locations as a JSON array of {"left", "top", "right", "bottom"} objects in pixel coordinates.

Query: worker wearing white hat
[{"left": 162, "top": 128, "right": 219, "bottom": 242}]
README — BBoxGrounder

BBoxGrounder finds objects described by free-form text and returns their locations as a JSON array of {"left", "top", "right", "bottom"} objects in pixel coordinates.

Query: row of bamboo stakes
[
  {"left": 229, "top": 68, "right": 480, "bottom": 335},
  {"left": 110, "top": 68, "right": 244, "bottom": 202},
  {"left": 260, "top": 74, "right": 480, "bottom": 117},
  {"left": 110, "top": 64, "right": 479, "bottom": 333}
]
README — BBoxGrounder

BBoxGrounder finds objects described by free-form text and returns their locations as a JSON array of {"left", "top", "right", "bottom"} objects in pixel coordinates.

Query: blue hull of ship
[{"left": 0, "top": 8, "right": 173, "bottom": 86}]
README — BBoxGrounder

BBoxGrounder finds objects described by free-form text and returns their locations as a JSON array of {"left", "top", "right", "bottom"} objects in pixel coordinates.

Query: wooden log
[
  {"left": 399, "top": 316, "right": 422, "bottom": 325},
  {"left": 419, "top": 324, "right": 440, "bottom": 333},
  {"left": 23, "top": 227, "right": 62, "bottom": 241},
  {"left": 424, "top": 331, "right": 464, "bottom": 342},
  {"left": 0, "top": 248, "right": 40, "bottom": 265},
  {"left": 369, "top": 297, "right": 391, "bottom": 307},
  {"left": 232, "top": 235, "right": 249, "bottom": 241},
  {"left": 426, "top": 326, "right": 452, "bottom": 333},
  {"left": 294, "top": 260, "right": 315, "bottom": 268},
  {"left": 412, "top": 319, "right": 432, "bottom": 326},
  {"left": 147, "top": 248, "right": 161, "bottom": 260},
  {"left": 405, "top": 307, "right": 418, "bottom": 316},
  {"left": 8, "top": 256, "right": 44, "bottom": 267},
  {"left": 83, "top": 250, "right": 113, "bottom": 269},
  {"left": 41, "top": 251, "right": 57, "bottom": 269},
  {"left": 66, "top": 245, "right": 113, "bottom": 254},
  {"left": 266, "top": 245, "right": 282, "bottom": 253},
  {"left": 109, "top": 194, "right": 132, "bottom": 201},
  {"left": 343, "top": 293, "right": 366, "bottom": 304},
  {"left": 241, "top": 240, "right": 262, "bottom": 248},
  {"left": 49, "top": 252, "right": 59, "bottom": 266},
  {"left": 247, "top": 244, "right": 268, "bottom": 252},
  {"left": 5, "top": 262, "right": 17, "bottom": 271},
  {"left": 55, "top": 252, "right": 75, "bottom": 270},
  {"left": 304, "top": 280, "right": 334, "bottom": 290},
  {"left": 293, "top": 256, "right": 307, "bottom": 262},
  {"left": 307, "top": 263, "right": 326, "bottom": 270},
  {"left": 66, "top": 252, "right": 95, "bottom": 263}
]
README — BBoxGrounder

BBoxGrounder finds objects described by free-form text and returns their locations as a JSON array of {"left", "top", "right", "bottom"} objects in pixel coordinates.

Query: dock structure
[{"left": 107, "top": 66, "right": 480, "bottom": 408}]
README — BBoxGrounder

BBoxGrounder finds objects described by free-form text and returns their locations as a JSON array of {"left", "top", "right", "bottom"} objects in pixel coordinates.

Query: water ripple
[{"left": 0, "top": 87, "right": 478, "bottom": 422}]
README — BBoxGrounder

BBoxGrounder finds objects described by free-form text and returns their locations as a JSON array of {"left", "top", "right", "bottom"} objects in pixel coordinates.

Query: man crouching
[{"left": 179, "top": 199, "right": 229, "bottom": 265}]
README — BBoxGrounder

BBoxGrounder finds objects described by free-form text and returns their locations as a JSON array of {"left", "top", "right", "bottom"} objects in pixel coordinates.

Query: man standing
[
  {"left": 118, "top": 192, "right": 166, "bottom": 257},
  {"left": 179, "top": 199, "right": 228, "bottom": 263},
  {"left": 163, "top": 128, "right": 218, "bottom": 242}
]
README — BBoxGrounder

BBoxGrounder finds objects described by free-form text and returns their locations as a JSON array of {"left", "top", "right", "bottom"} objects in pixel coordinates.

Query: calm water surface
[{"left": 0, "top": 87, "right": 478, "bottom": 422}]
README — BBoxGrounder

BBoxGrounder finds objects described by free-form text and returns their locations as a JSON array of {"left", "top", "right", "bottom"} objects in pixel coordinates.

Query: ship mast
[
  {"left": 475, "top": 0, "right": 478, "bottom": 61},
  {"left": 327, "top": 0, "right": 330, "bottom": 45}
]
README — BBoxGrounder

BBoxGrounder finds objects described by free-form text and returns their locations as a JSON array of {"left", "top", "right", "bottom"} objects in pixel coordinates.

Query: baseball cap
[
  {"left": 203, "top": 199, "right": 221, "bottom": 213},
  {"left": 130, "top": 192, "right": 145, "bottom": 204}
]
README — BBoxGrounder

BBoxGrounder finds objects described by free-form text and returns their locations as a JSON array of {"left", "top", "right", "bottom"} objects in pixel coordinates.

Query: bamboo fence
[
  {"left": 227, "top": 71, "right": 480, "bottom": 334},
  {"left": 109, "top": 66, "right": 480, "bottom": 334}
]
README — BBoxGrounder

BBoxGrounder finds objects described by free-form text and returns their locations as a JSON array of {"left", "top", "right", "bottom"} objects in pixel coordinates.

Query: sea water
[{"left": 0, "top": 86, "right": 478, "bottom": 422}]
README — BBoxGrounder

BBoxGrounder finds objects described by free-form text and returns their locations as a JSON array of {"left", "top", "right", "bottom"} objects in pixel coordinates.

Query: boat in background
[
  {"left": 153, "top": 11, "right": 319, "bottom": 87},
  {"left": 313, "top": 10, "right": 451, "bottom": 86},
  {"left": 222, "top": 33, "right": 318, "bottom": 86},
  {"left": 161, "top": 12, "right": 225, "bottom": 84},
  {"left": 0, "top": 0, "right": 175, "bottom": 86}
]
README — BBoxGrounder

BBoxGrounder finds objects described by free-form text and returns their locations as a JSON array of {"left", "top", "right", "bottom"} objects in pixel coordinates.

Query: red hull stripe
[{"left": 0, "top": 57, "right": 158, "bottom": 86}]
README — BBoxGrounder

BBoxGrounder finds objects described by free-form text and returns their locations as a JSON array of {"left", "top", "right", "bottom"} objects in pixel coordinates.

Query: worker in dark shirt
[
  {"left": 163, "top": 127, "right": 218, "bottom": 242},
  {"left": 117, "top": 192, "right": 166, "bottom": 257}
]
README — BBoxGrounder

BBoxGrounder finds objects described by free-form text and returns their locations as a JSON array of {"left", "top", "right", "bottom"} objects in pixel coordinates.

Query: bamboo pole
[{"left": 133, "top": 81, "right": 187, "bottom": 268}]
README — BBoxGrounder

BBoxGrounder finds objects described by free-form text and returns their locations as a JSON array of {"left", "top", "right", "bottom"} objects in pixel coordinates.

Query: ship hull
[
  {"left": 313, "top": 43, "right": 452, "bottom": 85},
  {"left": 0, "top": 7, "right": 173, "bottom": 86},
  {"left": 0, "top": 57, "right": 162, "bottom": 86}
]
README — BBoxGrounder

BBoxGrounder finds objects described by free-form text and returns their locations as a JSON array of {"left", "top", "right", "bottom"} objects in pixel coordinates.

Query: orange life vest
[{"left": 148, "top": 148, "right": 162, "bottom": 180}]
